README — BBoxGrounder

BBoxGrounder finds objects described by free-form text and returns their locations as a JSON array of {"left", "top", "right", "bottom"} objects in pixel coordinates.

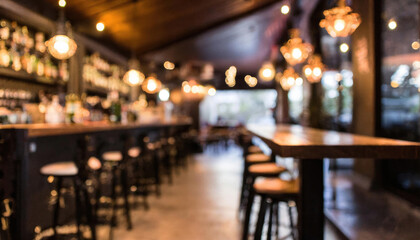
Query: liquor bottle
[
  {"left": 21, "top": 49, "right": 30, "bottom": 73},
  {"left": 108, "top": 91, "right": 121, "bottom": 123},
  {"left": 0, "top": 20, "right": 10, "bottom": 41},
  {"left": 35, "top": 32, "right": 46, "bottom": 53},
  {"left": 11, "top": 47, "right": 21, "bottom": 71},
  {"left": 59, "top": 61, "right": 69, "bottom": 82},
  {"left": 0, "top": 41, "right": 10, "bottom": 67},
  {"left": 36, "top": 57, "right": 44, "bottom": 76},
  {"left": 44, "top": 56, "right": 52, "bottom": 78}
]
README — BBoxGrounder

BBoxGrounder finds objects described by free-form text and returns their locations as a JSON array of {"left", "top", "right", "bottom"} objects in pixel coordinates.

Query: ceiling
[{"left": 42, "top": 0, "right": 292, "bottom": 75}]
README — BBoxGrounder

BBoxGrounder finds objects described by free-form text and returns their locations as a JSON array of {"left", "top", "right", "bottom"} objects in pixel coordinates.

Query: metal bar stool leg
[
  {"left": 121, "top": 168, "right": 132, "bottom": 230},
  {"left": 254, "top": 196, "right": 268, "bottom": 240},
  {"left": 267, "top": 200, "right": 274, "bottom": 240},
  {"left": 53, "top": 177, "right": 63, "bottom": 239},
  {"left": 73, "top": 178, "right": 82, "bottom": 240},
  {"left": 110, "top": 166, "right": 118, "bottom": 227}
]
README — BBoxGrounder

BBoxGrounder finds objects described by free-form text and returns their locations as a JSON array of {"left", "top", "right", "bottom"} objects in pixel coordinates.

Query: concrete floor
[{"left": 102, "top": 146, "right": 342, "bottom": 240}]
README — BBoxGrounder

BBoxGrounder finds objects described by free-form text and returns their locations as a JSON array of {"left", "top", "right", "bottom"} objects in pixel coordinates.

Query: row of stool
[
  {"left": 239, "top": 140, "right": 300, "bottom": 240},
  {"left": 39, "top": 131, "right": 191, "bottom": 240}
]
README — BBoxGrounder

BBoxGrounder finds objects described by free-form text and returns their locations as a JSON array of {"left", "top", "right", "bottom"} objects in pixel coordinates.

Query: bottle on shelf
[{"left": 0, "top": 41, "right": 10, "bottom": 67}]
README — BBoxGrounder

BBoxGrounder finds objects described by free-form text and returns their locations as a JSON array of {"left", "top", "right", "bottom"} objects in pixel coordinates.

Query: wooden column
[
  {"left": 68, "top": 42, "right": 86, "bottom": 96},
  {"left": 351, "top": 0, "right": 382, "bottom": 181}
]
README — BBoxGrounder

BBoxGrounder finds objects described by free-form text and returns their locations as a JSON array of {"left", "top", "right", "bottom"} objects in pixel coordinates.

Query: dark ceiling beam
[{"left": 141, "top": 0, "right": 284, "bottom": 54}]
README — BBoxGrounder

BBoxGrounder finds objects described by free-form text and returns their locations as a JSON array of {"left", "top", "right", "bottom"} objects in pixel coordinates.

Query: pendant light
[
  {"left": 45, "top": 2, "right": 77, "bottom": 60},
  {"left": 123, "top": 0, "right": 145, "bottom": 87},
  {"left": 280, "top": 29, "right": 313, "bottom": 66},
  {"left": 276, "top": 67, "right": 301, "bottom": 91},
  {"left": 303, "top": 55, "right": 325, "bottom": 83},
  {"left": 319, "top": 0, "right": 361, "bottom": 38},
  {"left": 123, "top": 55, "right": 145, "bottom": 86},
  {"left": 258, "top": 62, "right": 276, "bottom": 81},
  {"left": 142, "top": 73, "right": 162, "bottom": 94}
]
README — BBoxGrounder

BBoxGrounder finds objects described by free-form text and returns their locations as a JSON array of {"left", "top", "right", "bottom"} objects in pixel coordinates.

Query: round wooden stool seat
[
  {"left": 248, "top": 163, "right": 287, "bottom": 175},
  {"left": 246, "top": 153, "right": 271, "bottom": 163},
  {"left": 248, "top": 145, "right": 263, "bottom": 154},
  {"left": 128, "top": 147, "right": 141, "bottom": 158},
  {"left": 40, "top": 162, "right": 78, "bottom": 177},
  {"left": 102, "top": 151, "right": 123, "bottom": 162},
  {"left": 253, "top": 178, "right": 299, "bottom": 195}
]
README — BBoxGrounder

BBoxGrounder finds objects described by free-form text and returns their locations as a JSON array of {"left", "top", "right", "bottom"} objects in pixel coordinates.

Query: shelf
[{"left": 0, "top": 67, "right": 67, "bottom": 86}]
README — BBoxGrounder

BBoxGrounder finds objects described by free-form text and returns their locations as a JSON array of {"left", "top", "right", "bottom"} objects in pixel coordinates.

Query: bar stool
[
  {"left": 239, "top": 152, "right": 272, "bottom": 212},
  {"left": 101, "top": 148, "right": 132, "bottom": 230},
  {"left": 253, "top": 178, "right": 299, "bottom": 240},
  {"left": 241, "top": 163, "right": 287, "bottom": 240},
  {"left": 127, "top": 146, "right": 150, "bottom": 210},
  {"left": 40, "top": 136, "right": 97, "bottom": 240}
]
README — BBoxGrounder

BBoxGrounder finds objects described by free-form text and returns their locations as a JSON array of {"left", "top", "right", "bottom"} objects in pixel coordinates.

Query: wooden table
[{"left": 246, "top": 124, "right": 420, "bottom": 240}]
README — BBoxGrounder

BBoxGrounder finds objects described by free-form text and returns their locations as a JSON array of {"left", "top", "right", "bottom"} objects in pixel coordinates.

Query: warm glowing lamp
[
  {"left": 142, "top": 74, "right": 162, "bottom": 94},
  {"left": 303, "top": 55, "right": 325, "bottom": 83},
  {"left": 319, "top": 0, "right": 361, "bottom": 37},
  {"left": 46, "top": 6, "right": 77, "bottom": 60},
  {"left": 276, "top": 67, "right": 300, "bottom": 91},
  {"left": 280, "top": 29, "right": 313, "bottom": 66},
  {"left": 245, "top": 75, "right": 258, "bottom": 87},
  {"left": 225, "top": 66, "right": 237, "bottom": 87},
  {"left": 208, "top": 87, "right": 216, "bottom": 96},
  {"left": 123, "top": 58, "right": 145, "bottom": 86},
  {"left": 158, "top": 88, "right": 170, "bottom": 101},
  {"left": 258, "top": 62, "right": 276, "bottom": 81}
]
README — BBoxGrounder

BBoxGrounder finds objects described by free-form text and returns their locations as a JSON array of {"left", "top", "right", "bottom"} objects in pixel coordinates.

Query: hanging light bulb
[
  {"left": 276, "top": 67, "right": 300, "bottom": 91},
  {"left": 142, "top": 74, "right": 162, "bottom": 94},
  {"left": 123, "top": 57, "right": 145, "bottom": 86},
  {"left": 303, "top": 55, "right": 325, "bottom": 83},
  {"left": 258, "top": 62, "right": 276, "bottom": 81},
  {"left": 46, "top": 9, "right": 77, "bottom": 60},
  {"left": 280, "top": 29, "right": 313, "bottom": 66},
  {"left": 245, "top": 75, "right": 258, "bottom": 87},
  {"left": 208, "top": 87, "right": 216, "bottom": 96},
  {"left": 225, "top": 66, "right": 237, "bottom": 87},
  {"left": 158, "top": 88, "right": 170, "bottom": 101},
  {"left": 319, "top": 0, "right": 361, "bottom": 38}
]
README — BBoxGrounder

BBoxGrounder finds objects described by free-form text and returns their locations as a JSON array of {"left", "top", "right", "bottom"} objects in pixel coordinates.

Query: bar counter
[
  {"left": 0, "top": 117, "right": 192, "bottom": 239},
  {"left": 0, "top": 117, "right": 192, "bottom": 137}
]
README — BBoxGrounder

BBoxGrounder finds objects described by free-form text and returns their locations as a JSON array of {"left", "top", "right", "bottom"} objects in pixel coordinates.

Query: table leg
[{"left": 298, "top": 159, "right": 324, "bottom": 240}]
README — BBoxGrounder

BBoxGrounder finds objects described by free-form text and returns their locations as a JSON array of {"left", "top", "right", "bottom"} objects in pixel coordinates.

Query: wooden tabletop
[
  {"left": 247, "top": 124, "right": 420, "bottom": 159},
  {"left": 0, "top": 117, "right": 192, "bottom": 137}
]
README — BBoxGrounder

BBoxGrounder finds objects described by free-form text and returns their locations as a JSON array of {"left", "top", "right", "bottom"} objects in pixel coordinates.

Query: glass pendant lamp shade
[
  {"left": 46, "top": 10, "right": 77, "bottom": 60},
  {"left": 123, "top": 58, "right": 145, "bottom": 86},
  {"left": 303, "top": 55, "right": 325, "bottom": 83},
  {"left": 280, "top": 29, "right": 313, "bottom": 66},
  {"left": 276, "top": 67, "right": 301, "bottom": 91},
  {"left": 142, "top": 74, "right": 162, "bottom": 94},
  {"left": 319, "top": 0, "right": 361, "bottom": 37},
  {"left": 46, "top": 34, "right": 77, "bottom": 60},
  {"left": 258, "top": 62, "right": 276, "bottom": 81}
]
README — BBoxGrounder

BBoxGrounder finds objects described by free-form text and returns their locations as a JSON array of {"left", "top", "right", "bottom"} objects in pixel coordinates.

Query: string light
[
  {"left": 225, "top": 66, "right": 237, "bottom": 87},
  {"left": 245, "top": 75, "right": 258, "bottom": 87},
  {"left": 208, "top": 87, "right": 216, "bottom": 96},
  {"left": 164, "top": 61, "right": 175, "bottom": 70}
]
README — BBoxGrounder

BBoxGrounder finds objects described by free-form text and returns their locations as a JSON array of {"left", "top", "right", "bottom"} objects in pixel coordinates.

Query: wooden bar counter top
[{"left": 0, "top": 117, "right": 192, "bottom": 137}]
